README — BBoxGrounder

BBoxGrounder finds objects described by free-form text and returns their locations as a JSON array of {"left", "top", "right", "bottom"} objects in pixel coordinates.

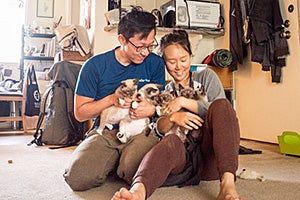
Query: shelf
[
  {"left": 104, "top": 24, "right": 225, "bottom": 38},
  {"left": 0, "top": 116, "right": 23, "bottom": 122},
  {"left": 24, "top": 56, "right": 54, "bottom": 61},
  {"left": 24, "top": 33, "right": 56, "bottom": 38}
]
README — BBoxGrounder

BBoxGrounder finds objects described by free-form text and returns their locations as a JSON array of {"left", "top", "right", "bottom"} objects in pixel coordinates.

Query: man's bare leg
[
  {"left": 111, "top": 182, "right": 146, "bottom": 200},
  {"left": 217, "top": 172, "right": 241, "bottom": 200}
]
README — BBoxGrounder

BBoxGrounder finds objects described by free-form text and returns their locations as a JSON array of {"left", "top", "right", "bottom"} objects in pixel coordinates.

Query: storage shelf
[
  {"left": 104, "top": 24, "right": 225, "bottom": 38},
  {"left": 20, "top": 25, "right": 56, "bottom": 81},
  {"left": 23, "top": 56, "right": 54, "bottom": 61},
  {"left": 24, "top": 33, "right": 55, "bottom": 38}
]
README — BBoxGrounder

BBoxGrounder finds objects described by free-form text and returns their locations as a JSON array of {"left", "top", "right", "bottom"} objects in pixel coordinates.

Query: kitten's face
[
  {"left": 178, "top": 85, "right": 195, "bottom": 99},
  {"left": 116, "top": 78, "right": 139, "bottom": 99},
  {"left": 137, "top": 83, "right": 162, "bottom": 103},
  {"left": 153, "top": 91, "right": 174, "bottom": 106},
  {"left": 178, "top": 84, "right": 206, "bottom": 100}
]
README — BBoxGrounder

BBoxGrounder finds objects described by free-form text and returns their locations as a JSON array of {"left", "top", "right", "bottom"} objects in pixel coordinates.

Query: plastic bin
[{"left": 277, "top": 131, "right": 300, "bottom": 156}]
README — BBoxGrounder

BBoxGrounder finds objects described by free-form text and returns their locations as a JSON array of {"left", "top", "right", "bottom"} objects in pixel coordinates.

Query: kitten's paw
[
  {"left": 119, "top": 98, "right": 125, "bottom": 106},
  {"left": 156, "top": 106, "right": 162, "bottom": 116},
  {"left": 131, "top": 101, "right": 138, "bottom": 109},
  {"left": 106, "top": 124, "right": 114, "bottom": 130},
  {"left": 117, "top": 132, "right": 127, "bottom": 143},
  {"left": 96, "top": 129, "right": 103, "bottom": 135}
]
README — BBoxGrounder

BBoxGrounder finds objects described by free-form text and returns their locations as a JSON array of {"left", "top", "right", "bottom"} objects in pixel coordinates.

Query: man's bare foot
[
  {"left": 217, "top": 172, "right": 241, "bottom": 200},
  {"left": 111, "top": 183, "right": 146, "bottom": 200}
]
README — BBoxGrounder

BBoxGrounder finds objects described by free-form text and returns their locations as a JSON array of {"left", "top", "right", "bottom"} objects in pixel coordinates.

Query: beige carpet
[{"left": 1, "top": 135, "right": 300, "bottom": 200}]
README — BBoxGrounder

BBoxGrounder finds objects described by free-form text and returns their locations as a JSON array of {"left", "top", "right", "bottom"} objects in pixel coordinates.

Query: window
[{"left": 0, "top": 1, "right": 25, "bottom": 62}]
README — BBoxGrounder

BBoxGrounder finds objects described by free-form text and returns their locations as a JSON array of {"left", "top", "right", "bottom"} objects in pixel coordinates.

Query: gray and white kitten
[
  {"left": 159, "top": 83, "right": 207, "bottom": 142},
  {"left": 96, "top": 78, "right": 139, "bottom": 135}
]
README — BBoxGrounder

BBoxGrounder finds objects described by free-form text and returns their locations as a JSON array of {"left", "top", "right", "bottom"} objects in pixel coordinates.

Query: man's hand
[
  {"left": 129, "top": 96, "right": 155, "bottom": 119},
  {"left": 114, "top": 94, "right": 133, "bottom": 109}
]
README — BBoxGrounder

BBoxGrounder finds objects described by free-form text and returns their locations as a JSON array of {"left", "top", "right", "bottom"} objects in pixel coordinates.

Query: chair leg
[{"left": 22, "top": 96, "right": 27, "bottom": 133}]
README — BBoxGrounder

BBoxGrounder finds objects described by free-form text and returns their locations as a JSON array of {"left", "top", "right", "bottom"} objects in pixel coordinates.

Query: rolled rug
[{"left": 202, "top": 49, "right": 233, "bottom": 68}]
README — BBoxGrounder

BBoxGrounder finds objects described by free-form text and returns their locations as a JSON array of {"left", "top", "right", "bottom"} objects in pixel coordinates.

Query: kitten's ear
[
  {"left": 120, "top": 81, "right": 126, "bottom": 87},
  {"left": 178, "top": 84, "right": 184, "bottom": 90},
  {"left": 156, "top": 84, "right": 163, "bottom": 89},
  {"left": 200, "top": 85, "right": 206, "bottom": 94},
  {"left": 133, "top": 78, "right": 139, "bottom": 85}
]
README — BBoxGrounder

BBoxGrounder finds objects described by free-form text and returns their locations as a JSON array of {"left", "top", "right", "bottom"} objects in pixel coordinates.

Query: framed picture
[{"left": 37, "top": 0, "right": 54, "bottom": 18}]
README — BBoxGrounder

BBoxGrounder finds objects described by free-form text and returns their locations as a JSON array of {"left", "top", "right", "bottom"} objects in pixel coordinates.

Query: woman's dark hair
[
  {"left": 159, "top": 29, "right": 192, "bottom": 57},
  {"left": 118, "top": 7, "right": 156, "bottom": 41}
]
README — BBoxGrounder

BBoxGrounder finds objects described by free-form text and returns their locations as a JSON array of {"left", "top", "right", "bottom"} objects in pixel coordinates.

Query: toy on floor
[{"left": 238, "top": 168, "right": 266, "bottom": 182}]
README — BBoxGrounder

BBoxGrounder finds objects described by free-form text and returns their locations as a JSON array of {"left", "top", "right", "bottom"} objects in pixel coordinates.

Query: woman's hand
[
  {"left": 163, "top": 96, "right": 185, "bottom": 114},
  {"left": 169, "top": 111, "right": 204, "bottom": 130}
]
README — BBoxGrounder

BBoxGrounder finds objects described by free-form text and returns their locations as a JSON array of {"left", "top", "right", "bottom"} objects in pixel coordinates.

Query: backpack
[{"left": 28, "top": 61, "right": 84, "bottom": 148}]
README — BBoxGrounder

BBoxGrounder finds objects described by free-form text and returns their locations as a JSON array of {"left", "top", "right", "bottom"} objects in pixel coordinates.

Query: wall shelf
[
  {"left": 25, "top": 33, "right": 56, "bottom": 38},
  {"left": 23, "top": 56, "right": 54, "bottom": 61},
  {"left": 104, "top": 24, "right": 225, "bottom": 38}
]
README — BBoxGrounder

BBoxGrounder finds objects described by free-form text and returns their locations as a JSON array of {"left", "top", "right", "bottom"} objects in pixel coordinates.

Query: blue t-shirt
[{"left": 75, "top": 47, "right": 166, "bottom": 100}]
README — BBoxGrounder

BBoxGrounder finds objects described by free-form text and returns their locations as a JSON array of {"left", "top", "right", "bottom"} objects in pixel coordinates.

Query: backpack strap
[
  {"left": 49, "top": 81, "right": 83, "bottom": 149},
  {"left": 64, "top": 86, "right": 81, "bottom": 134},
  {"left": 27, "top": 86, "right": 52, "bottom": 146},
  {"left": 64, "top": 85, "right": 83, "bottom": 144}
]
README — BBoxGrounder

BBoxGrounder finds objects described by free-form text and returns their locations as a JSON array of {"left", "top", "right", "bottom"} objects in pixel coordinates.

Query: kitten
[
  {"left": 178, "top": 83, "right": 207, "bottom": 102},
  {"left": 153, "top": 91, "right": 175, "bottom": 116},
  {"left": 161, "top": 84, "right": 207, "bottom": 142},
  {"left": 96, "top": 78, "right": 139, "bottom": 135},
  {"left": 116, "top": 83, "right": 162, "bottom": 143}
]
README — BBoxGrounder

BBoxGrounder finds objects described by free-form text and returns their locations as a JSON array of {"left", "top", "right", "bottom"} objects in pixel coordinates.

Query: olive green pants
[{"left": 64, "top": 128, "right": 159, "bottom": 191}]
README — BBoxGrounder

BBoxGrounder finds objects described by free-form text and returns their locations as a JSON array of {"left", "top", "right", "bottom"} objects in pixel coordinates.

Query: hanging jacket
[
  {"left": 248, "top": 0, "right": 289, "bottom": 83},
  {"left": 230, "top": 0, "right": 249, "bottom": 71}
]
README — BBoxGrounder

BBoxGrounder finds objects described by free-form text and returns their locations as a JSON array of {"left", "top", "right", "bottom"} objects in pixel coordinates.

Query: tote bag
[{"left": 25, "top": 65, "right": 41, "bottom": 116}]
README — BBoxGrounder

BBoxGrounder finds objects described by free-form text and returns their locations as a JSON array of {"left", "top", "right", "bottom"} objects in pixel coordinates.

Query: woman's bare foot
[
  {"left": 217, "top": 172, "right": 241, "bottom": 200},
  {"left": 111, "top": 183, "right": 146, "bottom": 200}
]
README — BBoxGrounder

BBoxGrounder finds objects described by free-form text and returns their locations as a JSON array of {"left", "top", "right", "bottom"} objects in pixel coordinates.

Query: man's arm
[{"left": 74, "top": 93, "right": 116, "bottom": 122}]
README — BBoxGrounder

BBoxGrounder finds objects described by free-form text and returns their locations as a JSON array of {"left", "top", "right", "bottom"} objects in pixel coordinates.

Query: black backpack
[{"left": 28, "top": 61, "right": 84, "bottom": 148}]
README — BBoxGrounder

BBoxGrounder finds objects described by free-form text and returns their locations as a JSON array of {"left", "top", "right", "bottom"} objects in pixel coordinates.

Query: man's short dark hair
[{"left": 118, "top": 7, "right": 156, "bottom": 41}]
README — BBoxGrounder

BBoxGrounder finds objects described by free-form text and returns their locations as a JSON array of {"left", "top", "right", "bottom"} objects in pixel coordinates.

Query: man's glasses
[{"left": 128, "top": 38, "right": 158, "bottom": 53}]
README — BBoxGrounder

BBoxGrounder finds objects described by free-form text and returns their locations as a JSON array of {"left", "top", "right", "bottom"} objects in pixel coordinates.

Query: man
[{"left": 63, "top": 7, "right": 165, "bottom": 191}]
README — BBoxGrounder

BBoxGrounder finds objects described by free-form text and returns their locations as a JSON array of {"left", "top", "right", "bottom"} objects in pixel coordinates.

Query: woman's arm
[
  {"left": 157, "top": 68, "right": 224, "bottom": 135},
  {"left": 164, "top": 96, "right": 199, "bottom": 115},
  {"left": 156, "top": 111, "right": 204, "bottom": 134},
  {"left": 195, "top": 68, "right": 226, "bottom": 118}
]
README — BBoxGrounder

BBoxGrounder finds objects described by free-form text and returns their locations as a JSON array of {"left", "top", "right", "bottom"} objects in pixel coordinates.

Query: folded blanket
[
  {"left": 55, "top": 25, "right": 91, "bottom": 57},
  {"left": 202, "top": 49, "right": 233, "bottom": 68}
]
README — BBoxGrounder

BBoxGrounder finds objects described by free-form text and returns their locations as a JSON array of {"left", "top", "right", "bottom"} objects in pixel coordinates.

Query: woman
[{"left": 112, "top": 30, "right": 241, "bottom": 200}]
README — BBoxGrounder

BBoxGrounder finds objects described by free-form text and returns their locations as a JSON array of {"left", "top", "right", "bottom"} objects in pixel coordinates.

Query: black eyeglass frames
[{"left": 128, "top": 38, "right": 158, "bottom": 53}]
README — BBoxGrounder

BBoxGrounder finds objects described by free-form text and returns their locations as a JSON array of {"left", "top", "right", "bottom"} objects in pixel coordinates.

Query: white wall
[
  {"left": 25, "top": 0, "right": 80, "bottom": 28},
  {"left": 234, "top": 0, "right": 300, "bottom": 143}
]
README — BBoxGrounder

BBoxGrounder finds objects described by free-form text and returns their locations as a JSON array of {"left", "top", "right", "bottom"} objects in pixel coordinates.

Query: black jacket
[{"left": 249, "top": 0, "right": 289, "bottom": 82}]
